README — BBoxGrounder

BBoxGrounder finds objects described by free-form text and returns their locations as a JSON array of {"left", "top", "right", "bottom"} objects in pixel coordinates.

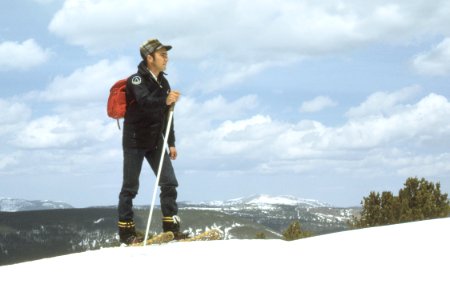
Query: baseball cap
[{"left": 140, "top": 39, "right": 172, "bottom": 59}]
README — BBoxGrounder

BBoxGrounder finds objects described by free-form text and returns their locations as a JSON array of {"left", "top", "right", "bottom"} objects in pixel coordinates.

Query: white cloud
[
  {"left": 2, "top": 80, "right": 450, "bottom": 197},
  {"left": 25, "top": 58, "right": 134, "bottom": 103},
  {"left": 17, "top": 87, "right": 447, "bottom": 177},
  {"left": 177, "top": 89, "right": 450, "bottom": 176},
  {"left": 0, "top": 58, "right": 133, "bottom": 149},
  {"left": 394, "top": 153, "right": 450, "bottom": 176},
  {"left": 0, "top": 99, "right": 32, "bottom": 125},
  {"left": 177, "top": 94, "right": 258, "bottom": 132},
  {"left": 0, "top": 154, "right": 19, "bottom": 171},
  {"left": 206, "top": 115, "right": 273, "bottom": 155},
  {"left": 324, "top": 93, "right": 450, "bottom": 150},
  {"left": 12, "top": 108, "right": 117, "bottom": 149},
  {"left": 0, "top": 39, "right": 51, "bottom": 71},
  {"left": 13, "top": 115, "right": 78, "bottom": 149},
  {"left": 345, "top": 85, "right": 421, "bottom": 119},
  {"left": 0, "top": 99, "right": 32, "bottom": 137},
  {"left": 196, "top": 61, "right": 288, "bottom": 93},
  {"left": 49, "top": 0, "right": 450, "bottom": 58},
  {"left": 46, "top": 1, "right": 450, "bottom": 94},
  {"left": 300, "top": 96, "right": 337, "bottom": 113},
  {"left": 412, "top": 37, "right": 450, "bottom": 76},
  {"left": 0, "top": 58, "right": 133, "bottom": 175}
]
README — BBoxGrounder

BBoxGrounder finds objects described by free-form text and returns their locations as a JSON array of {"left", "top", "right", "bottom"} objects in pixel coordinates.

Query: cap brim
[{"left": 161, "top": 45, "right": 172, "bottom": 51}]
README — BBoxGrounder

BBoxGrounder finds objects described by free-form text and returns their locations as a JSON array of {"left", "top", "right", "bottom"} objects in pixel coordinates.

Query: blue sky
[{"left": 1, "top": 0, "right": 450, "bottom": 207}]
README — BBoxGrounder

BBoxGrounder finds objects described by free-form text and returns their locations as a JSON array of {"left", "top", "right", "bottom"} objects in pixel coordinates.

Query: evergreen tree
[
  {"left": 398, "top": 177, "right": 449, "bottom": 221},
  {"left": 282, "top": 220, "right": 312, "bottom": 241},
  {"left": 352, "top": 177, "right": 450, "bottom": 228},
  {"left": 353, "top": 191, "right": 396, "bottom": 227},
  {"left": 255, "top": 232, "right": 266, "bottom": 239}
]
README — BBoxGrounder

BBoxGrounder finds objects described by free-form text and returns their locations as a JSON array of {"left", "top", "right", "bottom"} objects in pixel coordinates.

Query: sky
[
  {"left": 1, "top": 0, "right": 450, "bottom": 208},
  {"left": 1, "top": 217, "right": 448, "bottom": 299}
]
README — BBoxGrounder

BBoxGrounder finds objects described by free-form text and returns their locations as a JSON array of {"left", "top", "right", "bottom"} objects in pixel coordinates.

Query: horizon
[
  {"left": 1, "top": 1, "right": 450, "bottom": 208},
  {"left": 1, "top": 193, "right": 363, "bottom": 210}
]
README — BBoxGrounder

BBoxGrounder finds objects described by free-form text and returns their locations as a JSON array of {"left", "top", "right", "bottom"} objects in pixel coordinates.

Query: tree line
[
  {"left": 275, "top": 177, "right": 449, "bottom": 241},
  {"left": 351, "top": 177, "right": 449, "bottom": 228}
]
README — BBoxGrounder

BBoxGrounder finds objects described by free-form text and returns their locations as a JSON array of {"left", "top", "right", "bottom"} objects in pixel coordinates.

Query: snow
[
  {"left": 219, "top": 194, "right": 329, "bottom": 208},
  {"left": 1, "top": 218, "right": 449, "bottom": 300},
  {"left": 93, "top": 218, "right": 104, "bottom": 224},
  {"left": 0, "top": 197, "right": 72, "bottom": 212},
  {"left": 182, "top": 206, "right": 223, "bottom": 211},
  {"left": 248, "top": 194, "right": 300, "bottom": 205},
  {"left": 0, "top": 197, "right": 25, "bottom": 212}
]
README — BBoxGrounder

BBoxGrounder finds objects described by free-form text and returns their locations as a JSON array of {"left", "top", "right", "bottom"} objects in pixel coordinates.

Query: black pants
[{"left": 118, "top": 145, "right": 178, "bottom": 222}]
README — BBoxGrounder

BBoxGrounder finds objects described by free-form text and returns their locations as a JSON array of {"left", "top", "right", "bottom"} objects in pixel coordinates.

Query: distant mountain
[
  {"left": 181, "top": 194, "right": 357, "bottom": 236},
  {"left": 0, "top": 197, "right": 73, "bottom": 212},
  {"left": 210, "top": 194, "right": 329, "bottom": 208}
]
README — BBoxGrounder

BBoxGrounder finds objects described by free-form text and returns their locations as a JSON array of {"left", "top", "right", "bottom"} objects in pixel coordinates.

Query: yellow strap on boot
[{"left": 118, "top": 220, "right": 136, "bottom": 228}]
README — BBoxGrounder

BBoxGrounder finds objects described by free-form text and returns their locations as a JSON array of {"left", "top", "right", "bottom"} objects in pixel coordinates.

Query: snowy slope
[{"left": 1, "top": 218, "right": 448, "bottom": 300}]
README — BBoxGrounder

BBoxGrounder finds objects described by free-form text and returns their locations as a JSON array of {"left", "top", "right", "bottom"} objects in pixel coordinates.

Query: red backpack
[{"left": 107, "top": 78, "right": 128, "bottom": 129}]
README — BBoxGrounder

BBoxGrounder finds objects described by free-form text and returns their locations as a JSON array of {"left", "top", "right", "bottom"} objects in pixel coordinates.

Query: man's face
[{"left": 149, "top": 48, "right": 169, "bottom": 72}]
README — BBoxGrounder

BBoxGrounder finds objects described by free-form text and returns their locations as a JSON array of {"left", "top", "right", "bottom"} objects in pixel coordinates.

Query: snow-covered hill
[
  {"left": 211, "top": 194, "right": 329, "bottom": 208},
  {"left": 1, "top": 218, "right": 448, "bottom": 300},
  {"left": 182, "top": 194, "right": 354, "bottom": 236},
  {"left": 0, "top": 197, "right": 73, "bottom": 212}
]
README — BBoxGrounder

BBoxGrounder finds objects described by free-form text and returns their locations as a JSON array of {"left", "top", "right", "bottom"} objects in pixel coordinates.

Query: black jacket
[{"left": 123, "top": 61, "right": 175, "bottom": 149}]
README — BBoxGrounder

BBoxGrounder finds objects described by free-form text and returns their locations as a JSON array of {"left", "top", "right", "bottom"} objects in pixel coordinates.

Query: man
[{"left": 117, "top": 38, "right": 185, "bottom": 245}]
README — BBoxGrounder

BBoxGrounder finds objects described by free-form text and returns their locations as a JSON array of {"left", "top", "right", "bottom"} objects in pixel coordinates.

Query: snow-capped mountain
[
  {"left": 216, "top": 194, "right": 329, "bottom": 208},
  {"left": 0, "top": 197, "right": 73, "bottom": 212},
  {"left": 182, "top": 194, "right": 356, "bottom": 237}
]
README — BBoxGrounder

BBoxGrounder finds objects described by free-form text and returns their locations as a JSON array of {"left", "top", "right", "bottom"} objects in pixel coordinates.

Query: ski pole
[{"left": 143, "top": 104, "right": 175, "bottom": 246}]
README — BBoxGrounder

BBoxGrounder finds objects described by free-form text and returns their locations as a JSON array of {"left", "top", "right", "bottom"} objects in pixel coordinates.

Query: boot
[
  {"left": 162, "top": 215, "right": 190, "bottom": 240},
  {"left": 118, "top": 220, "right": 144, "bottom": 245}
]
